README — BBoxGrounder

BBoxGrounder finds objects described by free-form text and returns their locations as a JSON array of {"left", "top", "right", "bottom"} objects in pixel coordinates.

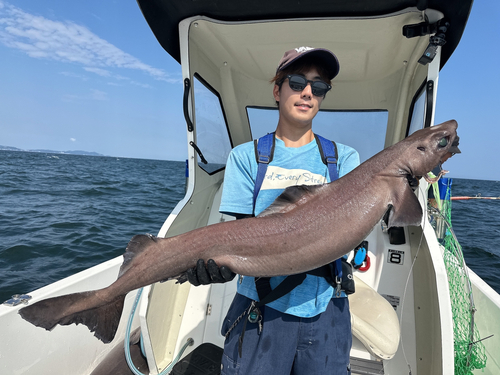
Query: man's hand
[{"left": 186, "top": 259, "right": 236, "bottom": 286}]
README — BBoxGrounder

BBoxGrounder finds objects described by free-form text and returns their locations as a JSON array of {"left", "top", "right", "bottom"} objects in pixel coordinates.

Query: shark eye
[{"left": 438, "top": 137, "right": 448, "bottom": 147}]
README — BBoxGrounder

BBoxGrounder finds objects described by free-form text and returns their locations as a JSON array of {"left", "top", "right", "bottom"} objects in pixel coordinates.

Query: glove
[{"left": 186, "top": 259, "right": 236, "bottom": 286}]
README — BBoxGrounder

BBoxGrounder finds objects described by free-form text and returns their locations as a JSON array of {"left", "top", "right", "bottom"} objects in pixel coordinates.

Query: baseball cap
[{"left": 276, "top": 46, "right": 340, "bottom": 80}]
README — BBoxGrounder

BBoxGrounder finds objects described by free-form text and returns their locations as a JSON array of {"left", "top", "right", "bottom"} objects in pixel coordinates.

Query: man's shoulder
[
  {"left": 230, "top": 140, "right": 255, "bottom": 157},
  {"left": 314, "top": 135, "right": 358, "bottom": 158},
  {"left": 335, "top": 142, "right": 358, "bottom": 156},
  {"left": 225, "top": 140, "right": 259, "bottom": 176},
  {"left": 314, "top": 137, "right": 360, "bottom": 174}
]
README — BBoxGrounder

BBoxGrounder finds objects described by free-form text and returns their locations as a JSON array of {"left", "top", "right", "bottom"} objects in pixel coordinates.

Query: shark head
[
  {"left": 383, "top": 120, "right": 458, "bottom": 228},
  {"left": 398, "top": 120, "right": 458, "bottom": 181}
]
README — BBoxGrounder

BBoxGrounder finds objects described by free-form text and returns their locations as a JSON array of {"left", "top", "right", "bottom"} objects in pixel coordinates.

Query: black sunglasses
[{"left": 283, "top": 74, "right": 332, "bottom": 97}]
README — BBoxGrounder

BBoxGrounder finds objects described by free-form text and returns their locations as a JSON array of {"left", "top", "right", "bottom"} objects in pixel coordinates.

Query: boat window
[
  {"left": 247, "top": 108, "right": 388, "bottom": 163},
  {"left": 193, "top": 74, "right": 232, "bottom": 174},
  {"left": 407, "top": 87, "right": 426, "bottom": 136}
]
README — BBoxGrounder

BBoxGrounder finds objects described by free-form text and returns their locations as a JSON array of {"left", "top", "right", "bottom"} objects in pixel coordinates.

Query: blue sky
[{"left": 1, "top": 1, "right": 499, "bottom": 180}]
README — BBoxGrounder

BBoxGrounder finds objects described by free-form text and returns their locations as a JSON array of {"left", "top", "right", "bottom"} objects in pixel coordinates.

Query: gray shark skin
[{"left": 19, "top": 120, "right": 458, "bottom": 343}]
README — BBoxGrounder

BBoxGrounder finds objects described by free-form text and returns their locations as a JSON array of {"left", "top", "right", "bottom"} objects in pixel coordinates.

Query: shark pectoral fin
[
  {"left": 19, "top": 291, "right": 125, "bottom": 344},
  {"left": 387, "top": 187, "right": 423, "bottom": 228},
  {"left": 258, "top": 184, "right": 327, "bottom": 217}
]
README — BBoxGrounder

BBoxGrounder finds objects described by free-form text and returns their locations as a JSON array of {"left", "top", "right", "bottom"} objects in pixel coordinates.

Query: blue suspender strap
[
  {"left": 314, "top": 134, "right": 343, "bottom": 288},
  {"left": 314, "top": 134, "right": 339, "bottom": 181},
  {"left": 252, "top": 133, "right": 275, "bottom": 216}
]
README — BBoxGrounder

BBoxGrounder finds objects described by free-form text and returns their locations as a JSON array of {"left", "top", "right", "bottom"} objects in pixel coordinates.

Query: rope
[{"left": 451, "top": 196, "right": 500, "bottom": 200}]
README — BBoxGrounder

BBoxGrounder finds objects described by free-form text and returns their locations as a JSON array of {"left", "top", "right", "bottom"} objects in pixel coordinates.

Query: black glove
[{"left": 186, "top": 259, "right": 236, "bottom": 286}]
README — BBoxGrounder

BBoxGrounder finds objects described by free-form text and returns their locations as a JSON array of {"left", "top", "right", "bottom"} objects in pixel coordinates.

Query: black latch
[
  {"left": 183, "top": 78, "right": 194, "bottom": 132},
  {"left": 190, "top": 141, "right": 208, "bottom": 164},
  {"left": 3, "top": 294, "right": 32, "bottom": 307},
  {"left": 424, "top": 80, "right": 434, "bottom": 127},
  {"left": 403, "top": 21, "right": 438, "bottom": 39},
  {"left": 418, "top": 21, "right": 449, "bottom": 65}
]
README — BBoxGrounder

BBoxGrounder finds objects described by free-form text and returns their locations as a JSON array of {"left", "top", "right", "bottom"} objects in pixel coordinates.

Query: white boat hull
[{"left": 0, "top": 257, "right": 141, "bottom": 375}]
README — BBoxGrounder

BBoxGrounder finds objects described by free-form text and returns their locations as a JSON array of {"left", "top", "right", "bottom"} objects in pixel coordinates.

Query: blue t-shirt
[{"left": 220, "top": 136, "right": 360, "bottom": 317}]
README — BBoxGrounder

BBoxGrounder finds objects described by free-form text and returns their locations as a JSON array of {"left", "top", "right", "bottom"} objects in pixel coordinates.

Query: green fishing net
[{"left": 429, "top": 182, "right": 487, "bottom": 374}]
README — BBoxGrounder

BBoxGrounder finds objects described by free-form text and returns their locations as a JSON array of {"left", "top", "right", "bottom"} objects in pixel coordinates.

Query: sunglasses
[{"left": 283, "top": 74, "right": 332, "bottom": 97}]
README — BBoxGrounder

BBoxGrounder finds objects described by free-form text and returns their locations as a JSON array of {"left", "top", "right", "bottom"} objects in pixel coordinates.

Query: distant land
[{"left": 0, "top": 145, "right": 104, "bottom": 157}]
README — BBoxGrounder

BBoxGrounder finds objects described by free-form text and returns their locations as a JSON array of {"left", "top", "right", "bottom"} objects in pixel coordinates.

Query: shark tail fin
[{"left": 19, "top": 291, "right": 125, "bottom": 344}]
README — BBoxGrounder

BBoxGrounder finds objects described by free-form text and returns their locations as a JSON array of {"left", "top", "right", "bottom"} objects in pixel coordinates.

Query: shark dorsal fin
[
  {"left": 258, "top": 184, "right": 327, "bottom": 217},
  {"left": 119, "top": 234, "right": 154, "bottom": 277}
]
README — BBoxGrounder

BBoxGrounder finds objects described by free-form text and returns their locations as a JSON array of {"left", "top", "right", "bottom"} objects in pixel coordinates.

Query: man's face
[{"left": 273, "top": 68, "right": 325, "bottom": 129}]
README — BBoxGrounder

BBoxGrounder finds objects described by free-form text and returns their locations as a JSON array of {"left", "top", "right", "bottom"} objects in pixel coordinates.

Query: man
[{"left": 188, "top": 47, "right": 360, "bottom": 374}]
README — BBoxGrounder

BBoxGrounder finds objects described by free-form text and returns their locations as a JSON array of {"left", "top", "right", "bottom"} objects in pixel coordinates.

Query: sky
[{"left": 0, "top": 1, "right": 499, "bottom": 180}]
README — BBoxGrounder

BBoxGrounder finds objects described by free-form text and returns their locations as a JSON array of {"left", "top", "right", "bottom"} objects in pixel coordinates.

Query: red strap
[{"left": 358, "top": 254, "right": 371, "bottom": 272}]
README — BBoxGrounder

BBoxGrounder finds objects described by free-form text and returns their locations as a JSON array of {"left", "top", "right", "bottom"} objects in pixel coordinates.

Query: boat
[{"left": 1, "top": 0, "right": 499, "bottom": 374}]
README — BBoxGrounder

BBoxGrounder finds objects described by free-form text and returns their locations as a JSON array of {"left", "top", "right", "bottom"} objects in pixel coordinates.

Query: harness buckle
[
  {"left": 258, "top": 155, "right": 270, "bottom": 164},
  {"left": 248, "top": 305, "right": 263, "bottom": 334},
  {"left": 335, "top": 276, "right": 342, "bottom": 297},
  {"left": 248, "top": 307, "right": 260, "bottom": 323},
  {"left": 325, "top": 156, "right": 337, "bottom": 165}
]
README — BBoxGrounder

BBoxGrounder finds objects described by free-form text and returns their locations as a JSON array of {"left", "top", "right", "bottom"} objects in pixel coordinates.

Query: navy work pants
[{"left": 220, "top": 293, "right": 352, "bottom": 375}]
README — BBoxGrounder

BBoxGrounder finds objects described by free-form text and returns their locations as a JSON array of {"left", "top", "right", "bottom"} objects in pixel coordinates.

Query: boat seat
[{"left": 349, "top": 275, "right": 400, "bottom": 360}]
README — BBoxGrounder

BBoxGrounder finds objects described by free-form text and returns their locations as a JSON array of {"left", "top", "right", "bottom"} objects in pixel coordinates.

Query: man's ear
[{"left": 273, "top": 84, "right": 280, "bottom": 103}]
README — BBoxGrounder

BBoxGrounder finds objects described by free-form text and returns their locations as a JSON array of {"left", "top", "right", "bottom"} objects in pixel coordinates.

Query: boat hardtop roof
[
  {"left": 137, "top": 0, "right": 473, "bottom": 68},
  {"left": 135, "top": 0, "right": 474, "bottom": 151}
]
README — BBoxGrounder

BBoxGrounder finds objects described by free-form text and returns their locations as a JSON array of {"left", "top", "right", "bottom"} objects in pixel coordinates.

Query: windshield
[
  {"left": 193, "top": 74, "right": 232, "bottom": 174},
  {"left": 247, "top": 108, "right": 388, "bottom": 163}
]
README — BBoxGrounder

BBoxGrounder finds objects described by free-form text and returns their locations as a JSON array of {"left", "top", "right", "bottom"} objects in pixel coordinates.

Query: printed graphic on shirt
[{"left": 261, "top": 166, "right": 327, "bottom": 190}]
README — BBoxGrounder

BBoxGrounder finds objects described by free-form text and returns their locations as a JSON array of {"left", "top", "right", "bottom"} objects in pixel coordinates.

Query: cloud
[
  {"left": 83, "top": 67, "right": 155, "bottom": 88},
  {"left": 90, "top": 89, "right": 108, "bottom": 101},
  {"left": 83, "top": 67, "right": 112, "bottom": 77},
  {"left": 70, "top": 138, "right": 76, "bottom": 142},
  {"left": 0, "top": 1, "right": 180, "bottom": 84},
  {"left": 130, "top": 81, "right": 153, "bottom": 89},
  {"left": 60, "top": 71, "right": 88, "bottom": 80},
  {"left": 62, "top": 89, "right": 109, "bottom": 102}
]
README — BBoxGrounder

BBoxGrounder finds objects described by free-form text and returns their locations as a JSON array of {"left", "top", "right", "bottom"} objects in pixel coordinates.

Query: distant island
[{"left": 0, "top": 145, "right": 104, "bottom": 157}]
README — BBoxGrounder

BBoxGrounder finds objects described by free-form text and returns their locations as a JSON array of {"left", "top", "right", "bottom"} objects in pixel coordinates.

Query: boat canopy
[
  {"left": 136, "top": 1, "right": 473, "bottom": 155},
  {"left": 137, "top": 0, "right": 472, "bottom": 69}
]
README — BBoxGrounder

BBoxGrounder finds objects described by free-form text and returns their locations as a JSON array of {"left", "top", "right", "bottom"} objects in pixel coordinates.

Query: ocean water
[
  {"left": 1, "top": 151, "right": 499, "bottom": 304},
  {"left": 448, "top": 178, "right": 500, "bottom": 292},
  {"left": 0, "top": 151, "right": 185, "bottom": 302}
]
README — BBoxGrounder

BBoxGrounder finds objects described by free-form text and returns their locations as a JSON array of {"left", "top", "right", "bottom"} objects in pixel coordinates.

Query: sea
[{"left": 1, "top": 150, "right": 499, "bottom": 303}]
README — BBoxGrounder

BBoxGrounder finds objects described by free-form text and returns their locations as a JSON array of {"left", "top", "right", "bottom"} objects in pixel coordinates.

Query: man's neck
[{"left": 275, "top": 125, "right": 314, "bottom": 148}]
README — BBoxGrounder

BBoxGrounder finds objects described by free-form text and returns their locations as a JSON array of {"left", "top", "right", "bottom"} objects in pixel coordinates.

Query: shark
[{"left": 19, "top": 119, "right": 458, "bottom": 343}]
